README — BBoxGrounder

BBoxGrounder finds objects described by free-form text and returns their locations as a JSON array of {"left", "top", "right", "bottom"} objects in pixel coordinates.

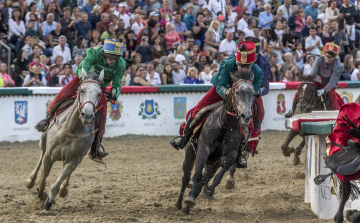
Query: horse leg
[
  {"left": 281, "top": 130, "right": 298, "bottom": 157},
  {"left": 202, "top": 164, "right": 221, "bottom": 198},
  {"left": 293, "top": 136, "right": 305, "bottom": 166},
  {"left": 176, "top": 144, "right": 196, "bottom": 210},
  {"left": 26, "top": 133, "right": 46, "bottom": 189},
  {"left": 225, "top": 165, "right": 236, "bottom": 190},
  {"left": 59, "top": 176, "right": 70, "bottom": 198},
  {"left": 334, "top": 181, "right": 351, "bottom": 223},
  {"left": 41, "top": 159, "right": 79, "bottom": 212},
  {"left": 37, "top": 153, "right": 53, "bottom": 201}
]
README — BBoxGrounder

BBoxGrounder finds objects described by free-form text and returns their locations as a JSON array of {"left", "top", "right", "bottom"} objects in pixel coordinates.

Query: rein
[
  {"left": 225, "top": 79, "right": 253, "bottom": 119},
  {"left": 296, "top": 81, "right": 327, "bottom": 111}
]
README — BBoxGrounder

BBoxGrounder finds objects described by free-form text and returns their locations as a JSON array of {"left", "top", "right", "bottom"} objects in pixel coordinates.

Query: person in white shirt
[
  {"left": 277, "top": 0, "right": 293, "bottom": 22},
  {"left": 171, "top": 61, "right": 187, "bottom": 84},
  {"left": 244, "top": 0, "right": 259, "bottom": 17},
  {"left": 199, "top": 65, "right": 213, "bottom": 84},
  {"left": 72, "top": 55, "right": 83, "bottom": 71},
  {"left": 305, "top": 26, "right": 323, "bottom": 57},
  {"left": 237, "top": 12, "right": 249, "bottom": 34},
  {"left": 51, "top": 35, "right": 72, "bottom": 64},
  {"left": 243, "top": 18, "right": 256, "bottom": 37},
  {"left": 224, "top": 5, "right": 237, "bottom": 33},
  {"left": 145, "top": 63, "right": 162, "bottom": 85},
  {"left": 351, "top": 61, "right": 360, "bottom": 80},
  {"left": 131, "top": 14, "right": 144, "bottom": 36},
  {"left": 219, "top": 32, "right": 236, "bottom": 57},
  {"left": 303, "top": 55, "right": 315, "bottom": 76},
  {"left": 118, "top": 3, "right": 130, "bottom": 29},
  {"left": 293, "top": 42, "right": 305, "bottom": 71},
  {"left": 208, "top": 0, "right": 226, "bottom": 20}
]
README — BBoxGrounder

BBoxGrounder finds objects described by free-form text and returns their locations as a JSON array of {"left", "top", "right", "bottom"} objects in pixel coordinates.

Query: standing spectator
[
  {"left": 52, "top": 35, "right": 72, "bottom": 64},
  {"left": 184, "top": 67, "right": 204, "bottom": 84},
  {"left": 131, "top": 14, "right": 144, "bottom": 36},
  {"left": 208, "top": 0, "right": 226, "bottom": 21},
  {"left": 237, "top": 12, "right": 249, "bottom": 34},
  {"left": 90, "top": 5, "right": 102, "bottom": 29},
  {"left": 59, "top": 63, "right": 75, "bottom": 86},
  {"left": 332, "top": 20, "right": 347, "bottom": 60},
  {"left": 244, "top": 17, "right": 256, "bottom": 37},
  {"left": 303, "top": 55, "right": 315, "bottom": 76},
  {"left": 288, "top": 5, "right": 298, "bottom": 37},
  {"left": 294, "top": 9, "right": 305, "bottom": 39},
  {"left": 9, "top": 9, "right": 26, "bottom": 53},
  {"left": 23, "top": 64, "right": 46, "bottom": 87},
  {"left": 131, "top": 66, "right": 153, "bottom": 86},
  {"left": 160, "top": 0, "right": 172, "bottom": 28},
  {"left": 319, "top": 23, "right": 333, "bottom": 45},
  {"left": 61, "top": 0, "right": 78, "bottom": 11},
  {"left": 59, "top": 7, "right": 76, "bottom": 49},
  {"left": 304, "top": 0, "right": 319, "bottom": 20},
  {"left": 96, "top": 13, "right": 109, "bottom": 35},
  {"left": 301, "top": 15, "right": 312, "bottom": 41},
  {"left": 171, "top": 61, "right": 186, "bottom": 84},
  {"left": 152, "top": 35, "right": 166, "bottom": 59},
  {"left": 340, "top": 0, "right": 359, "bottom": 44},
  {"left": 259, "top": 4, "right": 273, "bottom": 29},
  {"left": 219, "top": 32, "right": 236, "bottom": 57},
  {"left": 49, "top": 22, "right": 64, "bottom": 49},
  {"left": 305, "top": 26, "right": 323, "bottom": 57},
  {"left": 204, "top": 20, "right": 221, "bottom": 59},
  {"left": 182, "top": 5, "right": 196, "bottom": 31},
  {"left": 81, "top": 0, "right": 96, "bottom": 18},
  {"left": 135, "top": 34, "right": 154, "bottom": 64},
  {"left": 72, "top": 55, "right": 83, "bottom": 71},
  {"left": 164, "top": 22, "right": 181, "bottom": 51},
  {"left": 199, "top": 65, "right": 213, "bottom": 84},
  {"left": 72, "top": 36, "right": 86, "bottom": 62},
  {"left": 224, "top": 5, "right": 237, "bottom": 34},
  {"left": 49, "top": 64, "right": 61, "bottom": 87},
  {"left": 193, "top": 13, "right": 210, "bottom": 42},
  {"left": 100, "top": 23, "right": 116, "bottom": 41},
  {"left": 0, "top": 63, "right": 15, "bottom": 87},
  {"left": 13, "top": 50, "right": 29, "bottom": 87},
  {"left": 180, "top": 0, "right": 201, "bottom": 18},
  {"left": 75, "top": 12, "right": 91, "bottom": 40},
  {"left": 145, "top": 63, "right": 162, "bottom": 85},
  {"left": 325, "top": 0, "right": 340, "bottom": 25},
  {"left": 161, "top": 63, "right": 173, "bottom": 84},
  {"left": 41, "top": 13, "right": 56, "bottom": 50},
  {"left": 118, "top": 3, "right": 130, "bottom": 29},
  {"left": 293, "top": 41, "right": 305, "bottom": 71},
  {"left": 172, "top": 12, "right": 190, "bottom": 42},
  {"left": 277, "top": 0, "right": 293, "bottom": 22}
]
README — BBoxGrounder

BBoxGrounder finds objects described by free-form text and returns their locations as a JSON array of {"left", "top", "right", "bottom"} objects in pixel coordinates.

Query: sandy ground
[{"left": 0, "top": 131, "right": 333, "bottom": 223}]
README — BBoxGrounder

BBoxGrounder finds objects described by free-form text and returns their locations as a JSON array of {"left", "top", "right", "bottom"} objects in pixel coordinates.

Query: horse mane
[
  {"left": 233, "top": 69, "right": 254, "bottom": 81},
  {"left": 80, "top": 69, "right": 103, "bottom": 84}
]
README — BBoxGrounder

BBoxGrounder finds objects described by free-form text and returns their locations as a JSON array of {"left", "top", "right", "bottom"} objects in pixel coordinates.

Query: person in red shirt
[{"left": 0, "top": 63, "right": 15, "bottom": 87}]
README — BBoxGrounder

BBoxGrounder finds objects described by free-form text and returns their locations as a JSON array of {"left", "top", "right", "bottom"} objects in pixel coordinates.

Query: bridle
[
  {"left": 225, "top": 79, "right": 253, "bottom": 119},
  {"left": 296, "top": 81, "right": 322, "bottom": 110},
  {"left": 77, "top": 80, "right": 104, "bottom": 124}
]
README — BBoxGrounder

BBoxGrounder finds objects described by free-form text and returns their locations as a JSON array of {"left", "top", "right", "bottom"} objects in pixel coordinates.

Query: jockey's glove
[
  {"left": 106, "top": 93, "right": 117, "bottom": 105},
  {"left": 317, "top": 89, "right": 325, "bottom": 97}
]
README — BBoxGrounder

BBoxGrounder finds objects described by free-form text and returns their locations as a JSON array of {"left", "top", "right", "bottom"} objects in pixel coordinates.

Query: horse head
[
  {"left": 296, "top": 75, "right": 316, "bottom": 114},
  {"left": 228, "top": 69, "right": 255, "bottom": 126},
  {"left": 78, "top": 67, "right": 105, "bottom": 124}
]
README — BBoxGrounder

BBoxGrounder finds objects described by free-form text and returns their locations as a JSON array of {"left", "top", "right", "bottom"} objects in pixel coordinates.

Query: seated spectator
[
  {"left": 28, "top": 43, "right": 44, "bottom": 67},
  {"left": 317, "top": 4, "right": 327, "bottom": 24},
  {"left": 269, "top": 62, "right": 282, "bottom": 82},
  {"left": 210, "top": 63, "right": 218, "bottom": 75},
  {"left": 161, "top": 63, "right": 173, "bottom": 84},
  {"left": 203, "top": 8, "right": 211, "bottom": 23},
  {"left": 281, "top": 52, "right": 298, "bottom": 74},
  {"left": 172, "top": 12, "right": 191, "bottom": 42},
  {"left": 72, "top": 55, "right": 83, "bottom": 72},
  {"left": 195, "top": 53, "right": 211, "bottom": 73},
  {"left": 52, "top": 36, "right": 72, "bottom": 64},
  {"left": 40, "top": 55, "right": 49, "bottom": 80},
  {"left": 42, "top": 13, "right": 56, "bottom": 50},
  {"left": 131, "top": 53, "right": 143, "bottom": 75},
  {"left": 192, "top": 13, "right": 210, "bottom": 41},
  {"left": 100, "top": 23, "right": 116, "bottom": 41},
  {"left": 272, "top": 9, "right": 284, "bottom": 28},
  {"left": 175, "top": 45, "right": 190, "bottom": 67},
  {"left": 303, "top": 55, "right": 315, "bottom": 76},
  {"left": 72, "top": 7, "right": 82, "bottom": 22},
  {"left": 319, "top": 23, "right": 333, "bottom": 45},
  {"left": 288, "top": 5, "right": 299, "bottom": 38},
  {"left": 49, "top": 22, "right": 65, "bottom": 49},
  {"left": 165, "top": 22, "right": 181, "bottom": 51},
  {"left": 42, "top": 1, "right": 62, "bottom": 22},
  {"left": 54, "top": 55, "right": 64, "bottom": 72},
  {"left": 13, "top": 50, "right": 29, "bottom": 86},
  {"left": 332, "top": 20, "right": 347, "bottom": 61},
  {"left": 61, "top": 0, "right": 78, "bottom": 12},
  {"left": 75, "top": 12, "right": 91, "bottom": 40},
  {"left": 9, "top": 8, "right": 26, "bottom": 53},
  {"left": 137, "top": 19, "right": 157, "bottom": 45},
  {"left": 304, "top": 0, "right": 320, "bottom": 20},
  {"left": 342, "top": 54, "right": 354, "bottom": 80},
  {"left": 204, "top": 20, "right": 221, "bottom": 60},
  {"left": 25, "top": 19, "right": 38, "bottom": 39},
  {"left": 313, "top": 19, "right": 323, "bottom": 36},
  {"left": 155, "top": 56, "right": 168, "bottom": 76},
  {"left": 59, "top": 63, "right": 75, "bottom": 86},
  {"left": 22, "top": 37, "right": 34, "bottom": 60},
  {"left": 111, "top": 15, "right": 120, "bottom": 31},
  {"left": 72, "top": 37, "right": 86, "bottom": 63},
  {"left": 96, "top": 13, "right": 109, "bottom": 35},
  {"left": 351, "top": 61, "right": 360, "bottom": 81},
  {"left": 301, "top": 15, "right": 313, "bottom": 41},
  {"left": 135, "top": 34, "right": 154, "bottom": 64},
  {"left": 224, "top": 5, "right": 237, "bottom": 34},
  {"left": 131, "top": 14, "right": 144, "bottom": 36},
  {"left": 280, "top": 70, "right": 295, "bottom": 82},
  {"left": 217, "top": 14, "right": 225, "bottom": 40},
  {"left": 259, "top": 4, "right": 273, "bottom": 29},
  {"left": 89, "top": 29, "right": 101, "bottom": 46},
  {"left": 160, "top": 0, "right": 172, "bottom": 28},
  {"left": 244, "top": 18, "right": 256, "bottom": 38},
  {"left": 274, "top": 21, "right": 284, "bottom": 40},
  {"left": 131, "top": 66, "right": 153, "bottom": 86},
  {"left": 305, "top": 26, "right": 323, "bottom": 57},
  {"left": 145, "top": 63, "right": 162, "bottom": 85},
  {"left": 237, "top": 11, "right": 249, "bottom": 35},
  {"left": 81, "top": 0, "right": 96, "bottom": 18},
  {"left": 264, "top": 28, "right": 284, "bottom": 64},
  {"left": 90, "top": 5, "right": 102, "bottom": 29},
  {"left": 325, "top": 0, "right": 340, "bottom": 24},
  {"left": 269, "top": 52, "right": 282, "bottom": 69},
  {"left": 219, "top": 32, "right": 236, "bottom": 58},
  {"left": 212, "top": 52, "right": 224, "bottom": 70},
  {"left": 199, "top": 65, "right": 213, "bottom": 84},
  {"left": 23, "top": 64, "right": 46, "bottom": 87},
  {"left": 122, "top": 65, "right": 132, "bottom": 87},
  {"left": 151, "top": 35, "right": 166, "bottom": 60},
  {"left": 0, "top": 63, "right": 15, "bottom": 87},
  {"left": 181, "top": 0, "right": 200, "bottom": 18},
  {"left": 184, "top": 67, "right": 204, "bottom": 84},
  {"left": 291, "top": 66, "right": 301, "bottom": 81},
  {"left": 171, "top": 61, "right": 186, "bottom": 84},
  {"left": 236, "top": 31, "right": 246, "bottom": 45},
  {"left": 49, "top": 64, "right": 62, "bottom": 87},
  {"left": 125, "top": 30, "right": 137, "bottom": 52},
  {"left": 293, "top": 42, "right": 305, "bottom": 71}
]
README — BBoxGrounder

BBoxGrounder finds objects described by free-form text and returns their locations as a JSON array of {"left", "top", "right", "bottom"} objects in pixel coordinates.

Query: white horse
[{"left": 25, "top": 68, "right": 105, "bottom": 213}]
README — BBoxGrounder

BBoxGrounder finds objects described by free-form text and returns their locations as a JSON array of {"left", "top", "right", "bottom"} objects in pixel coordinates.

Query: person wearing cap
[
  {"left": 317, "top": 3, "right": 327, "bottom": 23},
  {"left": 284, "top": 42, "right": 344, "bottom": 118},
  {"left": 170, "top": 41, "right": 264, "bottom": 168},
  {"left": 35, "top": 39, "right": 126, "bottom": 164},
  {"left": 118, "top": 2, "right": 130, "bottom": 29},
  {"left": 340, "top": 0, "right": 359, "bottom": 43},
  {"left": 304, "top": 0, "right": 320, "bottom": 20},
  {"left": 149, "top": 11, "right": 160, "bottom": 22}
]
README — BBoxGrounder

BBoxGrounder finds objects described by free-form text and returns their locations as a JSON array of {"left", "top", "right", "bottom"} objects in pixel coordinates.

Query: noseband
[
  {"left": 297, "top": 81, "right": 317, "bottom": 110},
  {"left": 77, "top": 80, "right": 103, "bottom": 123},
  {"left": 225, "top": 79, "right": 253, "bottom": 119}
]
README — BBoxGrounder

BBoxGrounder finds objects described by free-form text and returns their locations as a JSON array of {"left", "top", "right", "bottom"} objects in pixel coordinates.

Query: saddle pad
[{"left": 326, "top": 143, "right": 360, "bottom": 175}]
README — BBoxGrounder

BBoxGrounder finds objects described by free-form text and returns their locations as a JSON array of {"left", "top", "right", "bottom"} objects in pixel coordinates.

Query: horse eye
[
  {"left": 236, "top": 92, "right": 239, "bottom": 95},
  {"left": 80, "top": 89, "right": 84, "bottom": 93}
]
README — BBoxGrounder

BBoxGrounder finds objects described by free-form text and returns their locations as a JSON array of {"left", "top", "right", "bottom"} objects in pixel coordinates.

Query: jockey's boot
[
  {"left": 35, "top": 114, "right": 51, "bottom": 132},
  {"left": 89, "top": 137, "right": 109, "bottom": 164},
  {"left": 235, "top": 146, "right": 247, "bottom": 168},
  {"left": 170, "top": 114, "right": 194, "bottom": 150},
  {"left": 284, "top": 100, "right": 297, "bottom": 118}
]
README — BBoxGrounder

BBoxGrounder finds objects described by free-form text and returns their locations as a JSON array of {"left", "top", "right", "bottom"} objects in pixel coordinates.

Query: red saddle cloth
[{"left": 328, "top": 103, "right": 360, "bottom": 182}]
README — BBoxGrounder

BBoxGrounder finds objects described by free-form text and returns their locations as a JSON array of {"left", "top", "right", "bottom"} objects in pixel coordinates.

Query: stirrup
[
  {"left": 236, "top": 154, "right": 247, "bottom": 168},
  {"left": 88, "top": 152, "right": 106, "bottom": 165}
]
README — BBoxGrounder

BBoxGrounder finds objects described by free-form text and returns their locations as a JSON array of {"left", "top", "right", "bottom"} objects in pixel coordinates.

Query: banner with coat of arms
[
  {"left": 138, "top": 100, "right": 161, "bottom": 119},
  {"left": 174, "top": 97, "right": 186, "bottom": 119},
  {"left": 108, "top": 101, "right": 123, "bottom": 121}
]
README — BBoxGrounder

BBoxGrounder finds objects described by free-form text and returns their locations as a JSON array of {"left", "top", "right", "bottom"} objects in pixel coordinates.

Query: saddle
[{"left": 326, "top": 141, "right": 360, "bottom": 176}]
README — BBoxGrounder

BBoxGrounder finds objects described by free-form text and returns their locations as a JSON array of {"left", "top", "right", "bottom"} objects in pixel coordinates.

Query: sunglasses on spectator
[{"left": 139, "top": 69, "right": 144, "bottom": 71}]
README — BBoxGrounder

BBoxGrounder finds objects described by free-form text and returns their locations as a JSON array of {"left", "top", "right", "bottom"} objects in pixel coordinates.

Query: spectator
[
  {"left": 294, "top": 9, "right": 305, "bottom": 39},
  {"left": 43, "top": 2, "right": 61, "bottom": 22},
  {"left": 277, "top": 0, "right": 293, "bottom": 22},
  {"left": 13, "top": 50, "right": 29, "bottom": 87},
  {"left": 342, "top": 54, "right": 354, "bottom": 80},
  {"left": 165, "top": 22, "right": 181, "bottom": 51},
  {"left": 131, "top": 14, "right": 144, "bottom": 36},
  {"left": 288, "top": 5, "right": 298, "bottom": 37},
  {"left": 293, "top": 41, "right": 305, "bottom": 71},
  {"left": 291, "top": 66, "right": 301, "bottom": 81},
  {"left": 49, "top": 22, "right": 65, "bottom": 49},
  {"left": 137, "top": 19, "right": 158, "bottom": 44},
  {"left": 332, "top": 20, "right": 347, "bottom": 60},
  {"left": 180, "top": 0, "right": 201, "bottom": 18},
  {"left": 272, "top": 9, "right": 284, "bottom": 27},
  {"left": 224, "top": 5, "right": 237, "bottom": 34},
  {"left": 269, "top": 62, "right": 282, "bottom": 82},
  {"left": 175, "top": 45, "right": 190, "bottom": 67},
  {"left": 325, "top": 0, "right": 340, "bottom": 25},
  {"left": 203, "top": 8, "right": 211, "bottom": 23},
  {"left": 75, "top": 12, "right": 91, "bottom": 40},
  {"left": 135, "top": 34, "right": 154, "bottom": 64},
  {"left": 72, "top": 55, "right": 83, "bottom": 71},
  {"left": 131, "top": 66, "right": 153, "bottom": 86},
  {"left": 160, "top": 0, "right": 172, "bottom": 28},
  {"left": 340, "top": 0, "right": 359, "bottom": 44},
  {"left": 304, "top": 0, "right": 319, "bottom": 20},
  {"left": 317, "top": 4, "right": 327, "bottom": 23},
  {"left": 152, "top": 35, "right": 166, "bottom": 59},
  {"left": 96, "top": 13, "right": 109, "bottom": 35},
  {"left": 61, "top": 0, "right": 78, "bottom": 11},
  {"left": 101, "top": 3, "right": 113, "bottom": 14},
  {"left": 161, "top": 63, "right": 173, "bottom": 84},
  {"left": 25, "top": 2, "right": 37, "bottom": 26},
  {"left": 145, "top": 63, "right": 162, "bottom": 85},
  {"left": 54, "top": 55, "right": 64, "bottom": 72},
  {"left": 90, "top": 5, "right": 102, "bottom": 29},
  {"left": 155, "top": 56, "right": 168, "bottom": 75},
  {"left": 89, "top": 29, "right": 101, "bottom": 46},
  {"left": 182, "top": 5, "right": 196, "bottom": 31},
  {"left": 280, "top": 70, "right": 295, "bottom": 82},
  {"left": 25, "top": 19, "right": 38, "bottom": 39},
  {"left": 122, "top": 64, "right": 132, "bottom": 86},
  {"left": 219, "top": 32, "right": 236, "bottom": 57},
  {"left": 9, "top": 8, "right": 26, "bottom": 53},
  {"left": 1, "top": 0, "right": 12, "bottom": 28},
  {"left": 305, "top": 26, "right": 323, "bottom": 58},
  {"left": 264, "top": 28, "right": 283, "bottom": 64},
  {"left": 59, "top": 63, "right": 75, "bottom": 86},
  {"left": 52, "top": 35, "right": 71, "bottom": 64},
  {"left": 172, "top": 12, "right": 191, "bottom": 42},
  {"left": 244, "top": 17, "right": 256, "bottom": 37},
  {"left": 204, "top": 20, "right": 220, "bottom": 59},
  {"left": 195, "top": 53, "right": 210, "bottom": 73},
  {"left": 22, "top": 37, "right": 34, "bottom": 60},
  {"left": 235, "top": 0, "right": 248, "bottom": 20},
  {"left": 319, "top": 24, "right": 332, "bottom": 45},
  {"left": 184, "top": 67, "right": 204, "bottom": 84},
  {"left": 301, "top": 15, "right": 312, "bottom": 41},
  {"left": 259, "top": 4, "right": 273, "bottom": 29},
  {"left": 126, "top": 30, "right": 137, "bottom": 52},
  {"left": 237, "top": 12, "right": 250, "bottom": 36},
  {"left": 212, "top": 51, "right": 224, "bottom": 70},
  {"left": 81, "top": 0, "right": 96, "bottom": 18},
  {"left": 313, "top": 18, "right": 323, "bottom": 35},
  {"left": 71, "top": 7, "right": 82, "bottom": 22},
  {"left": 130, "top": 5, "right": 142, "bottom": 25},
  {"left": 59, "top": 7, "right": 76, "bottom": 49},
  {"left": 199, "top": 65, "right": 213, "bottom": 84},
  {"left": 146, "top": 0, "right": 162, "bottom": 13},
  {"left": 131, "top": 53, "right": 143, "bottom": 74},
  {"left": 351, "top": 61, "right": 360, "bottom": 81},
  {"left": 281, "top": 52, "right": 298, "bottom": 74},
  {"left": 42, "top": 13, "right": 56, "bottom": 50},
  {"left": 23, "top": 64, "right": 46, "bottom": 87},
  {"left": 49, "top": 64, "right": 62, "bottom": 87},
  {"left": 208, "top": 0, "right": 226, "bottom": 20},
  {"left": 303, "top": 55, "right": 315, "bottom": 76},
  {"left": 72, "top": 37, "right": 86, "bottom": 62},
  {"left": 100, "top": 23, "right": 116, "bottom": 41},
  {"left": 0, "top": 63, "right": 15, "bottom": 87},
  {"left": 171, "top": 61, "right": 186, "bottom": 84},
  {"left": 118, "top": 3, "right": 130, "bottom": 29}
]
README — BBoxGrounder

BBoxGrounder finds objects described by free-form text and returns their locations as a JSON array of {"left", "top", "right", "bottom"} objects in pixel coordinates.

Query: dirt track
[{"left": 0, "top": 131, "right": 332, "bottom": 223}]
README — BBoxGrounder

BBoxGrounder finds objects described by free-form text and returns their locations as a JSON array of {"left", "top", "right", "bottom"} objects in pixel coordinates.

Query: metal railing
[{"left": 0, "top": 41, "right": 11, "bottom": 77}]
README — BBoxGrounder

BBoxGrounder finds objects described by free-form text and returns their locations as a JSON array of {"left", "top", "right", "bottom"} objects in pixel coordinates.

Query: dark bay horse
[{"left": 175, "top": 69, "right": 255, "bottom": 214}]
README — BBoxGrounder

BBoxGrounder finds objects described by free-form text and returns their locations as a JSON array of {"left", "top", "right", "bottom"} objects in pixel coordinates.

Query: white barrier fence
[{"left": 1, "top": 88, "right": 359, "bottom": 142}]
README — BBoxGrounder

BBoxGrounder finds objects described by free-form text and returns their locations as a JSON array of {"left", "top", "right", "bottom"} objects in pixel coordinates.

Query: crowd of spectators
[{"left": 1, "top": 0, "right": 360, "bottom": 87}]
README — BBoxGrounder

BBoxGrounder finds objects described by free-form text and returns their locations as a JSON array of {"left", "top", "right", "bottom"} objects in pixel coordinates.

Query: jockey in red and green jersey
[
  {"left": 170, "top": 41, "right": 264, "bottom": 168},
  {"left": 35, "top": 39, "right": 126, "bottom": 164}
]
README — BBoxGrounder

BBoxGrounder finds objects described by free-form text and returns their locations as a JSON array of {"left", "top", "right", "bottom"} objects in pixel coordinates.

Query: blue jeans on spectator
[
  {"left": 342, "top": 73, "right": 351, "bottom": 80},
  {"left": 15, "top": 38, "right": 24, "bottom": 53},
  {"left": 231, "top": 0, "right": 239, "bottom": 6}
]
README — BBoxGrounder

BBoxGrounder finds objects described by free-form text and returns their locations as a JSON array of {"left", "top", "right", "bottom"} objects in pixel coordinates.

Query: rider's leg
[
  {"left": 326, "top": 88, "right": 338, "bottom": 110},
  {"left": 284, "top": 92, "right": 298, "bottom": 118},
  {"left": 253, "top": 97, "right": 264, "bottom": 132},
  {"left": 36, "top": 76, "right": 81, "bottom": 132},
  {"left": 170, "top": 87, "right": 223, "bottom": 150},
  {"left": 235, "top": 119, "right": 254, "bottom": 168}
]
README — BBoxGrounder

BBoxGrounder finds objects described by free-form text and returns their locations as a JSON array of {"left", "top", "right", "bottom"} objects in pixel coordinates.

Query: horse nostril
[
  {"left": 81, "top": 112, "right": 85, "bottom": 117},
  {"left": 90, "top": 114, "right": 94, "bottom": 119},
  {"left": 240, "top": 114, "right": 246, "bottom": 119}
]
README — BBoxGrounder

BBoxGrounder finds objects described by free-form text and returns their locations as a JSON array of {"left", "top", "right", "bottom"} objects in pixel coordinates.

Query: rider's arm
[
  {"left": 324, "top": 59, "right": 344, "bottom": 92},
  {"left": 75, "top": 48, "right": 97, "bottom": 78},
  {"left": 258, "top": 58, "right": 270, "bottom": 97},
  {"left": 311, "top": 56, "right": 321, "bottom": 81},
  {"left": 211, "top": 57, "right": 233, "bottom": 99},
  {"left": 111, "top": 57, "right": 126, "bottom": 99},
  {"left": 251, "top": 64, "right": 264, "bottom": 97}
]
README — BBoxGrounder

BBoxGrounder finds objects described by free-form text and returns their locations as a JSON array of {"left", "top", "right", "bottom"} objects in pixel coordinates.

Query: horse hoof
[
  {"left": 59, "top": 187, "right": 68, "bottom": 198},
  {"left": 203, "top": 187, "right": 214, "bottom": 199},
  {"left": 25, "top": 179, "right": 35, "bottom": 189},
  {"left": 344, "top": 209, "right": 357, "bottom": 222},
  {"left": 181, "top": 206, "right": 190, "bottom": 214},
  {"left": 38, "top": 191, "right": 48, "bottom": 201},
  {"left": 184, "top": 196, "right": 196, "bottom": 207},
  {"left": 187, "top": 181, "right": 193, "bottom": 189},
  {"left": 333, "top": 213, "right": 344, "bottom": 223},
  {"left": 293, "top": 155, "right": 300, "bottom": 166},
  {"left": 225, "top": 177, "right": 235, "bottom": 190},
  {"left": 175, "top": 202, "right": 182, "bottom": 210}
]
